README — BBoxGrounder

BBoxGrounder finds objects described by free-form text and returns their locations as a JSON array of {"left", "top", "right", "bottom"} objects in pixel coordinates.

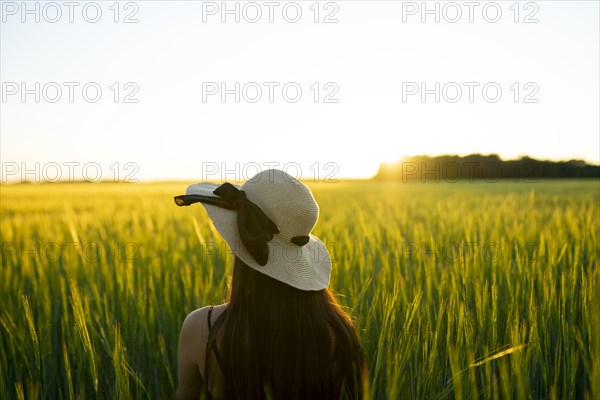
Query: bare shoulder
[
  {"left": 177, "top": 304, "right": 226, "bottom": 400},
  {"left": 180, "top": 304, "right": 228, "bottom": 344},
  {"left": 181, "top": 308, "right": 206, "bottom": 337}
]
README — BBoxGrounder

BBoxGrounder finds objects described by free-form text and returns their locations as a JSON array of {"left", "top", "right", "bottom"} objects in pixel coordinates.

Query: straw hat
[{"left": 174, "top": 169, "right": 332, "bottom": 291}]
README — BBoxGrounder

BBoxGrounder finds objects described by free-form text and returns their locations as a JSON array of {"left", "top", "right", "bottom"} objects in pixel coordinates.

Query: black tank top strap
[{"left": 205, "top": 306, "right": 226, "bottom": 378}]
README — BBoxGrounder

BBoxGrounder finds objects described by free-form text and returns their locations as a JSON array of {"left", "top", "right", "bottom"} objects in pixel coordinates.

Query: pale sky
[{"left": 1, "top": 1, "right": 599, "bottom": 182}]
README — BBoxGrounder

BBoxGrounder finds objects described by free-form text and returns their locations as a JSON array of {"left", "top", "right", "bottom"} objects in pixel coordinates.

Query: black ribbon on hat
[
  {"left": 291, "top": 236, "right": 310, "bottom": 246},
  {"left": 174, "top": 183, "right": 280, "bottom": 266}
]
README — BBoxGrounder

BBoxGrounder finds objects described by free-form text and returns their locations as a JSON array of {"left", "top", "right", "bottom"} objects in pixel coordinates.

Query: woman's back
[
  {"left": 198, "top": 306, "right": 345, "bottom": 399},
  {"left": 205, "top": 259, "right": 367, "bottom": 400}
]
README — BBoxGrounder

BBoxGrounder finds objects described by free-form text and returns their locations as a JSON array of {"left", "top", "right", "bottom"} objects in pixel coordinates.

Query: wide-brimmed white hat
[{"left": 174, "top": 169, "right": 332, "bottom": 291}]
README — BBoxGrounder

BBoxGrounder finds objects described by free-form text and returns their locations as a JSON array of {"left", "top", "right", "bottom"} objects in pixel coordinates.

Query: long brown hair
[{"left": 207, "top": 257, "right": 368, "bottom": 399}]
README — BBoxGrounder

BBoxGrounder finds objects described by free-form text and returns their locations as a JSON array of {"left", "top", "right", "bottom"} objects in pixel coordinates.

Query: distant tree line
[{"left": 374, "top": 154, "right": 600, "bottom": 182}]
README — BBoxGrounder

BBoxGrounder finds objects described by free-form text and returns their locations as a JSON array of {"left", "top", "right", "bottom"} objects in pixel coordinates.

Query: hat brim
[{"left": 185, "top": 183, "right": 332, "bottom": 291}]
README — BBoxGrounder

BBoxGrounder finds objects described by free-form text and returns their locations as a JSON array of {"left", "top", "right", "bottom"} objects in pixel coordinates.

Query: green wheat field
[{"left": 1, "top": 180, "right": 598, "bottom": 400}]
